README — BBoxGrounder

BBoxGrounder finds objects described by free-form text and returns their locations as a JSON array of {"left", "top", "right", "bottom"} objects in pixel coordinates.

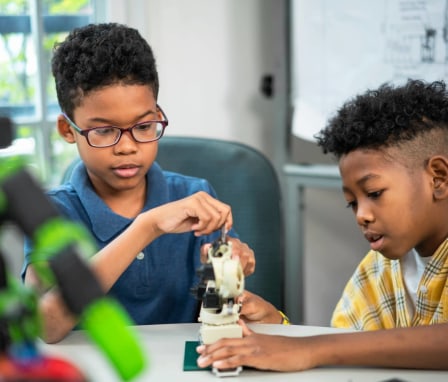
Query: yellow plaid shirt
[{"left": 331, "top": 240, "right": 448, "bottom": 330}]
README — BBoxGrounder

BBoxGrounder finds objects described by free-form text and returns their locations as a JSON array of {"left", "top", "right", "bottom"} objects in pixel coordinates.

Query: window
[{"left": 0, "top": 0, "right": 102, "bottom": 185}]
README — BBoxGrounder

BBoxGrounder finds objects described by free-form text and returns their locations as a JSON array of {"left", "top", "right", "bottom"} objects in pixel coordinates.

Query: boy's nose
[
  {"left": 114, "top": 130, "right": 138, "bottom": 152},
  {"left": 355, "top": 206, "right": 374, "bottom": 226}
]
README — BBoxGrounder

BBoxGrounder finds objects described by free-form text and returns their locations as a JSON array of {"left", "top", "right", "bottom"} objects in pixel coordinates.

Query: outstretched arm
[
  {"left": 197, "top": 320, "right": 448, "bottom": 371},
  {"left": 25, "top": 191, "right": 233, "bottom": 344}
]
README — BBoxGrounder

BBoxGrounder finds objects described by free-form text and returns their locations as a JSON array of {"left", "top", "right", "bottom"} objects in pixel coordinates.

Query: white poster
[{"left": 291, "top": 0, "right": 448, "bottom": 141}]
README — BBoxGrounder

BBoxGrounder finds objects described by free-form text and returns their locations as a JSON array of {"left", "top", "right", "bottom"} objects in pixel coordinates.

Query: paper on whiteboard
[{"left": 291, "top": 0, "right": 448, "bottom": 141}]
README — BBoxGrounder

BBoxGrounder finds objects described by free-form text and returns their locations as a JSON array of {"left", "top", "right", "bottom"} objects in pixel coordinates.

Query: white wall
[{"left": 107, "top": 0, "right": 288, "bottom": 169}]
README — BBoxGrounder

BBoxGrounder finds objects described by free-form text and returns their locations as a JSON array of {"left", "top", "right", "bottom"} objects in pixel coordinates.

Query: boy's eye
[
  {"left": 346, "top": 190, "right": 383, "bottom": 209},
  {"left": 93, "top": 127, "right": 117, "bottom": 136},
  {"left": 346, "top": 200, "right": 357, "bottom": 210},
  {"left": 367, "top": 190, "right": 383, "bottom": 199},
  {"left": 135, "top": 122, "right": 154, "bottom": 131}
]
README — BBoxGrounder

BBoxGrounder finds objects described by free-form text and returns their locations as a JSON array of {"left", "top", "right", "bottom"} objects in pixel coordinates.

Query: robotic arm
[{"left": 192, "top": 227, "right": 244, "bottom": 377}]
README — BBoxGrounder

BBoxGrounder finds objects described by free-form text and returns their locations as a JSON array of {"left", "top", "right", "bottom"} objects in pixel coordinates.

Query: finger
[
  {"left": 196, "top": 339, "right": 241, "bottom": 367},
  {"left": 197, "top": 338, "right": 253, "bottom": 369},
  {"left": 212, "top": 355, "right": 246, "bottom": 371},
  {"left": 198, "top": 350, "right": 246, "bottom": 370},
  {"left": 236, "top": 290, "right": 254, "bottom": 304},
  {"left": 189, "top": 194, "right": 232, "bottom": 235},
  {"left": 228, "top": 238, "right": 256, "bottom": 274},
  {"left": 240, "top": 290, "right": 253, "bottom": 300},
  {"left": 200, "top": 243, "right": 211, "bottom": 263},
  {"left": 239, "top": 299, "right": 256, "bottom": 317},
  {"left": 186, "top": 204, "right": 221, "bottom": 235},
  {"left": 197, "top": 194, "right": 233, "bottom": 231},
  {"left": 188, "top": 200, "right": 216, "bottom": 233},
  {"left": 240, "top": 254, "right": 256, "bottom": 275},
  {"left": 196, "top": 344, "right": 206, "bottom": 354},
  {"left": 204, "top": 195, "right": 233, "bottom": 229},
  {"left": 239, "top": 319, "right": 254, "bottom": 336}
]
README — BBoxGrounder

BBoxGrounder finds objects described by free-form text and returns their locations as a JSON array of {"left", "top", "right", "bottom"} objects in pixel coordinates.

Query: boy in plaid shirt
[{"left": 197, "top": 79, "right": 448, "bottom": 371}]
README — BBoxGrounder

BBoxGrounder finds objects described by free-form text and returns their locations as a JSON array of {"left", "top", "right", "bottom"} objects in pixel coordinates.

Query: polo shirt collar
[{"left": 70, "top": 161, "right": 168, "bottom": 242}]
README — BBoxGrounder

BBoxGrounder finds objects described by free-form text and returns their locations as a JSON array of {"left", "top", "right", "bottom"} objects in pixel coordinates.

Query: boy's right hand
[
  {"left": 196, "top": 320, "right": 315, "bottom": 372},
  {"left": 150, "top": 191, "right": 233, "bottom": 237}
]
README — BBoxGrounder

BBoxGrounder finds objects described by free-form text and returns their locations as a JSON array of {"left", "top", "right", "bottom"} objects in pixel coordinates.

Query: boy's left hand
[
  {"left": 238, "top": 290, "right": 282, "bottom": 324},
  {"left": 200, "top": 238, "right": 255, "bottom": 276}
]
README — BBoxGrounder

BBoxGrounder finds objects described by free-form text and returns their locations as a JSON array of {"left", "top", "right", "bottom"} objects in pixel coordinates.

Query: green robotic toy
[{"left": 0, "top": 117, "right": 147, "bottom": 381}]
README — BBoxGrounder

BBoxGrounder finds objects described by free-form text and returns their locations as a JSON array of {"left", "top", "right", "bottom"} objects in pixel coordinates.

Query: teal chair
[
  {"left": 156, "top": 137, "right": 284, "bottom": 310},
  {"left": 61, "top": 137, "right": 284, "bottom": 310}
]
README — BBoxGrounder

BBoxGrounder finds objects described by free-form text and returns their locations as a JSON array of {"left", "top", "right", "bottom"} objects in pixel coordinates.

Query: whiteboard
[{"left": 291, "top": 0, "right": 448, "bottom": 141}]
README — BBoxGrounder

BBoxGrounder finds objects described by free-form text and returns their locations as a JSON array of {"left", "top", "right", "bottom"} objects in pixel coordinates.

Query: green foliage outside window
[{"left": 0, "top": 0, "right": 92, "bottom": 185}]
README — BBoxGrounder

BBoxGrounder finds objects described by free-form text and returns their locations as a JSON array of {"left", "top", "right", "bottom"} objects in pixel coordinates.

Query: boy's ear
[
  {"left": 57, "top": 114, "right": 76, "bottom": 143},
  {"left": 428, "top": 156, "right": 448, "bottom": 199}
]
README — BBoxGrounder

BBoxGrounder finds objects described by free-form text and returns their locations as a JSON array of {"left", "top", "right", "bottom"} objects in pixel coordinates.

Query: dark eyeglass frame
[{"left": 62, "top": 104, "right": 168, "bottom": 148}]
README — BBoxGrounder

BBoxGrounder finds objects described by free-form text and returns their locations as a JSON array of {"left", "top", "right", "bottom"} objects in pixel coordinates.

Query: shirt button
[
  {"left": 136, "top": 252, "right": 145, "bottom": 260},
  {"left": 420, "top": 285, "right": 428, "bottom": 294}
]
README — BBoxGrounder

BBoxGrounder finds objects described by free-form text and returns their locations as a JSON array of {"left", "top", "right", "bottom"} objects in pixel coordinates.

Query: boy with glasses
[{"left": 21, "top": 23, "right": 276, "bottom": 344}]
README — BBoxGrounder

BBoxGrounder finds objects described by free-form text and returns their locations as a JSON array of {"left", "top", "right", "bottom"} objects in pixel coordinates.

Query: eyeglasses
[{"left": 62, "top": 105, "right": 168, "bottom": 148}]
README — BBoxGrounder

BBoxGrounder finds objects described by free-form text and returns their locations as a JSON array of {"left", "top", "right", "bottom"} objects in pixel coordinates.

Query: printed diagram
[
  {"left": 290, "top": 0, "right": 448, "bottom": 142},
  {"left": 384, "top": 0, "right": 448, "bottom": 66},
  {"left": 421, "top": 27, "right": 436, "bottom": 62}
]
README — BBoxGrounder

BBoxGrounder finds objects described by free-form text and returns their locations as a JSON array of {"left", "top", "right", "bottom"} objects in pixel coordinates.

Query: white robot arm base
[{"left": 195, "top": 237, "right": 244, "bottom": 377}]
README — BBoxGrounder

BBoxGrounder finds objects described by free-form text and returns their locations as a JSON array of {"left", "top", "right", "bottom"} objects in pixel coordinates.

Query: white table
[{"left": 40, "top": 323, "right": 448, "bottom": 381}]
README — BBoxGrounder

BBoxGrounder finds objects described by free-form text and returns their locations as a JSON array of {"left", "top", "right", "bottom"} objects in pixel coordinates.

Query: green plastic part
[
  {"left": 81, "top": 298, "right": 148, "bottom": 381},
  {"left": 30, "top": 218, "right": 97, "bottom": 288}
]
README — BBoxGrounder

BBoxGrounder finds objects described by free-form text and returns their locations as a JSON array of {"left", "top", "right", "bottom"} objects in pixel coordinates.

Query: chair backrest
[
  {"left": 157, "top": 137, "right": 284, "bottom": 309},
  {"left": 61, "top": 137, "right": 284, "bottom": 309}
]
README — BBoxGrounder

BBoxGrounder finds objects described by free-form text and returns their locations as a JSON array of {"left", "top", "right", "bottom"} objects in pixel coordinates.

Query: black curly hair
[
  {"left": 315, "top": 79, "right": 448, "bottom": 160},
  {"left": 52, "top": 23, "right": 159, "bottom": 117}
]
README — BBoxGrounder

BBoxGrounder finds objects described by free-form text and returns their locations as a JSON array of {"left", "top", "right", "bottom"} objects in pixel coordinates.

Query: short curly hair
[
  {"left": 315, "top": 79, "right": 448, "bottom": 160},
  {"left": 52, "top": 23, "right": 159, "bottom": 117}
]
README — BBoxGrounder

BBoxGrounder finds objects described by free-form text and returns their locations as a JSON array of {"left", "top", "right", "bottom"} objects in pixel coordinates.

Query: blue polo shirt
[{"left": 23, "top": 161, "right": 230, "bottom": 325}]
